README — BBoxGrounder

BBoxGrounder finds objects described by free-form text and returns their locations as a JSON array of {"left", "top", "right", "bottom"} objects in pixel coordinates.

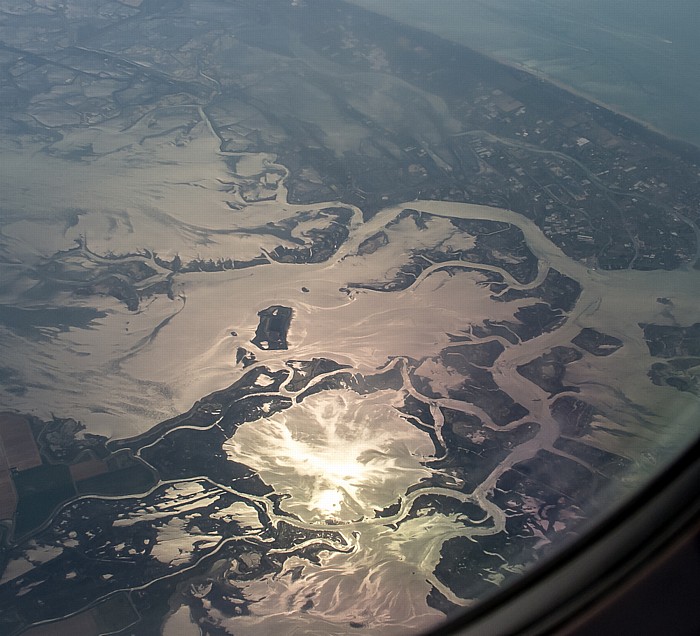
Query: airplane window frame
[{"left": 429, "top": 434, "right": 700, "bottom": 635}]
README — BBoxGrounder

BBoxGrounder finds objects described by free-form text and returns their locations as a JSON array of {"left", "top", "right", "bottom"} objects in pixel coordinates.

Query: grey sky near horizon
[{"left": 347, "top": 0, "right": 700, "bottom": 147}]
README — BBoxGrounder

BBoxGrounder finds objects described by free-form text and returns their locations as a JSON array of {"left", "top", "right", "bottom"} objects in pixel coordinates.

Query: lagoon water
[
  {"left": 1, "top": 2, "right": 699, "bottom": 633},
  {"left": 348, "top": 0, "right": 700, "bottom": 147}
]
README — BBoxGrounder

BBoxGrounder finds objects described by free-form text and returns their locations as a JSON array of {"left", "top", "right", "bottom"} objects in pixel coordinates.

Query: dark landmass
[
  {"left": 641, "top": 323, "right": 700, "bottom": 394},
  {"left": 35, "top": 239, "right": 176, "bottom": 312},
  {"left": 251, "top": 305, "right": 293, "bottom": 350},
  {"left": 296, "top": 365, "right": 404, "bottom": 402},
  {"left": 494, "top": 268, "right": 582, "bottom": 312},
  {"left": 75, "top": 453, "right": 156, "bottom": 496},
  {"left": 0, "top": 412, "right": 157, "bottom": 539},
  {"left": 426, "top": 585, "right": 462, "bottom": 618},
  {"left": 412, "top": 360, "right": 529, "bottom": 426},
  {"left": 434, "top": 534, "right": 509, "bottom": 600},
  {"left": 356, "top": 231, "right": 388, "bottom": 256},
  {"left": 432, "top": 437, "right": 620, "bottom": 603},
  {"left": 266, "top": 208, "right": 353, "bottom": 264},
  {"left": 398, "top": 393, "right": 435, "bottom": 427},
  {"left": 284, "top": 358, "right": 352, "bottom": 393},
  {"left": 0, "top": 593, "right": 138, "bottom": 636},
  {"left": 428, "top": 341, "right": 529, "bottom": 426},
  {"left": 109, "top": 367, "right": 291, "bottom": 452},
  {"left": 436, "top": 452, "right": 590, "bottom": 597},
  {"left": 279, "top": 0, "right": 700, "bottom": 269},
  {"left": 571, "top": 327, "right": 624, "bottom": 356},
  {"left": 1, "top": 0, "right": 699, "bottom": 631},
  {"left": 386, "top": 209, "right": 430, "bottom": 231},
  {"left": 649, "top": 358, "right": 700, "bottom": 395},
  {"left": 350, "top": 213, "right": 540, "bottom": 292},
  {"left": 513, "top": 303, "right": 568, "bottom": 340},
  {"left": 440, "top": 340, "right": 505, "bottom": 368},
  {"left": 0, "top": 359, "right": 363, "bottom": 631},
  {"left": 179, "top": 256, "right": 245, "bottom": 273},
  {"left": 447, "top": 217, "right": 539, "bottom": 284},
  {"left": 505, "top": 450, "right": 596, "bottom": 504},
  {"left": 398, "top": 493, "right": 488, "bottom": 528},
  {"left": 36, "top": 416, "right": 109, "bottom": 464},
  {"left": 553, "top": 437, "right": 631, "bottom": 479},
  {"left": 469, "top": 320, "right": 521, "bottom": 345},
  {"left": 235, "top": 346, "right": 257, "bottom": 368},
  {"left": 0, "top": 0, "right": 697, "bottom": 293},
  {"left": 641, "top": 322, "right": 700, "bottom": 358},
  {"left": 430, "top": 408, "right": 540, "bottom": 491},
  {"left": 0, "top": 480, "right": 345, "bottom": 628},
  {"left": 516, "top": 346, "right": 583, "bottom": 395},
  {"left": 0, "top": 338, "right": 646, "bottom": 635},
  {"left": 471, "top": 302, "right": 567, "bottom": 345},
  {"left": 373, "top": 500, "right": 402, "bottom": 519},
  {"left": 13, "top": 464, "right": 76, "bottom": 538},
  {"left": 140, "top": 425, "right": 269, "bottom": 495}
]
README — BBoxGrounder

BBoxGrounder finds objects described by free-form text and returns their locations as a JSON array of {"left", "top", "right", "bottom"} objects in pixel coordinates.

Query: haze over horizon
[
  {"left": 0, "top": 1, "right": 698, "bottom": 634},
  {"left": 347, "top": 0, "right": 700, "bottom": 148}
]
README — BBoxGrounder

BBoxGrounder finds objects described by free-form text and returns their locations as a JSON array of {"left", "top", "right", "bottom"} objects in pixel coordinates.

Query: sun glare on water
[
  {"left": 313, "top": 488, "right": 345, "bottom": 515},
  {"left": 223, "top": 391, "right": 435, "bottom": 523}
]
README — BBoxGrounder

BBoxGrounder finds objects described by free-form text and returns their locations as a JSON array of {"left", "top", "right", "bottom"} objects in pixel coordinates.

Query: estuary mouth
[{"left": 223, "top": 390, "right": 435, "bottom": 525}]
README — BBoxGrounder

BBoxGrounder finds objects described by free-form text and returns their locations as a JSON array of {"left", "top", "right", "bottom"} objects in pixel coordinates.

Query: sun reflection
[
  {"left": 284, "top": 419, "right": 379, "bottom": 517},
  {"left": 223, "top": 390, "right": 434, "bottom": 523},
  {"left": 312, "top": 488, "right": 344, "bottom": 515}
]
